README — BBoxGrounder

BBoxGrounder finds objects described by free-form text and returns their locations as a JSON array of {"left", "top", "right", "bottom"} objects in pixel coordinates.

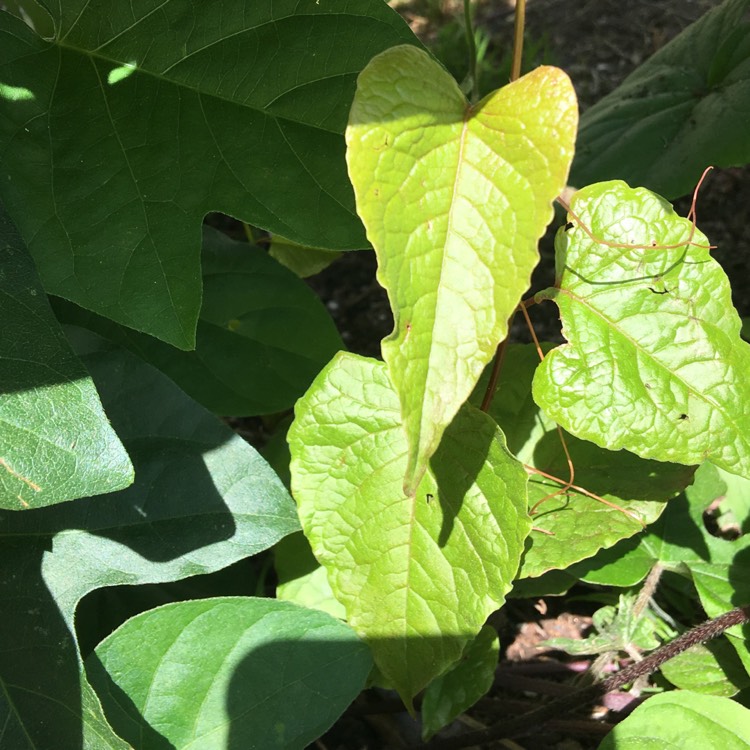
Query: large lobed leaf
[
  {"left": 0, "top": 333, "right": 299, "bottom": 749},
  {"left": 533, "top": 181, "right": 750, "bottom": 479},
  {"left": 53, "top": 227, "right": 343, "bottom": 416},
  {"left": 346, "top": 46, "right": 577, "bottom": 494},
  {"left": 573, "top": 0, "right": 750, "bottom": 199},
  {"left": 0, "top": 203, "right": 132, "bottom": 509},
  {"left": 289, "top": 352, "right": 530, "bottom": 706},
  {"left": 0, "top": 1, "right": 419, "bottom": 348},
  {"left": 88, "top": 598, "right": 371, "bottom": 750}
]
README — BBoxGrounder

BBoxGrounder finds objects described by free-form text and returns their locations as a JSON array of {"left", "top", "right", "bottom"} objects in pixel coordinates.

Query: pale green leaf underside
[
  {"left": 477, "top": 345, "right": 691, "bottom": 580},
  {"left": 289, "top": 352, "right": 530, "bottom": 704},
  {"left": 0, "top": 1, "right": 418, "bottom": 347},
  {"left": 533, "top": 181, "right": 750, "bottom": 479},
  {"left": 0, "top": 203, "right": 132, "bottom": 509},
  {"left": 346, "top": 46, "right": 578, "bottom": 494},
  {"left": 88, "top": 598, "right": 371, "bottom": 750},
  {"left": 597, "top": 690, "right": 750, "bottom": 750}
]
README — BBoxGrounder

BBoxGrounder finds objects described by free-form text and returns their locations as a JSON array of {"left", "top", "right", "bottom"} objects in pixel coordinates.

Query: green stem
[
  {"left": 510, "top": 0, "right": 526, "bottom": 82},
  {"left": 463, "top": 0, "right": 479, "bottom": 102}
]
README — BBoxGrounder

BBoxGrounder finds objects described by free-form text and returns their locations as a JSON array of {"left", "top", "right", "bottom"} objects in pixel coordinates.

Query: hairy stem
[{"left": 417, "top": 605, "right": 750, "bottom": 750}]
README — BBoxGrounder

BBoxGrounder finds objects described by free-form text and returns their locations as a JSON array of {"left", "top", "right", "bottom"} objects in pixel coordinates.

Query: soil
[{"left": 302, "top": 2, "right": 750, "bottom": 749}]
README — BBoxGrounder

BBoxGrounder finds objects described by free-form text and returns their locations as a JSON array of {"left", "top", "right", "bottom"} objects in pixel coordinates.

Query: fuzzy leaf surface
[
  {"left": 346, "top": 46, "right": 577, "bottom": 493},
  {"left": 0, "top": 333, "right": 298, "bottom": 749},
  {"left": 573, "top": 0, "right": 750, "bottom": 199},
  {"left": 88, "top": 598, "right": 370, "bottom": 750},
  {"left": 53, "top": 227, "right": 342, "bottom": 416},
  {"left": 289, "top": 352, "right": 530, "bottom": 705},
  {"left": 533, "top": 181, "right": 750, "bottom": 478},
  {"left": 478, "top": 345, "right": 691, "bottom": 580},
  {"left": 0, "top": 1, "right": 419, "bottom": 347},
  {"left": 0, "top": 204, "right": 132, "bottom": 509},
  {"left": 597, "top": 690, "right": 750, "bottom": 750}
]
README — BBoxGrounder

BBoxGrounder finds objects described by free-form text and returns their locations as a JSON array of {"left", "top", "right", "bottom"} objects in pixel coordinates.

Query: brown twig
[{"left": 416, "top": 606, "right": 750, "bottom": 750}]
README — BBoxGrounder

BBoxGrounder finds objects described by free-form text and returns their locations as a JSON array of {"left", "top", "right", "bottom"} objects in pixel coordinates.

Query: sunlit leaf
[
  {"left": 347, "top": 45, "right": 577, "bottom": 493},
  {"left": 289, "top": 352, "right": 530, "bottom": 706},
  {"left": 88, "top": 598, "right": 370, "bottom": 750},
  {"left": 0, "top": 1, "right": 419, "bottom": 346},
  {"left": 533, "top": 181, "right": 750, "bottom": 478},
  {"left": 0, "top": 203, "right": 132, "bottom": 509}
]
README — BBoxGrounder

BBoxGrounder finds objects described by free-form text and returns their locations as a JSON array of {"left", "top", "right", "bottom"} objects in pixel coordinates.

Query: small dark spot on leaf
[
  {"left": 679, "top": 413, "right": 689, "bottom": 421},
  {"left": 426, "top": 493, "right": 433, "bottom": 504}
]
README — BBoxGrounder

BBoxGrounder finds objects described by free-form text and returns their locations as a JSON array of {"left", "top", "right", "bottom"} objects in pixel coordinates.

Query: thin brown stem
[
  {"left": 480, "top": 312, "right": 516, "bottom": 412},
  {"left": 510, "top": 0, "right": 526, "bottom": 82},
  {"left": 417, "top": 606, "right": 750, "bottom": 750}
]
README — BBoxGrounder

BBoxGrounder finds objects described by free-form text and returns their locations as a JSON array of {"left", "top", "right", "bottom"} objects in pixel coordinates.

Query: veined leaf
[
  {"left": 346, "top": 46, "right": 577, "bottom": 494},
  {"left": 476, "top": 345, "right": 691, "bottom": 580},
  {"left": 88, "top": 598, "right": 371, "bottom": 750},
  {"left": 0, "top": 333, "right": 298, "bottom": 749},
  {"left": 53, "top": 227, "right": 343, "bottom": 416},
  {"left": 597, "top": 690, "right": 750, "bottom": 750},
  {"left": 0, "top": 1, "right": 419, "bottom": 347},
  {"left": 0, "top": 203, "right": 132, "bottom": 509},
  {"left": 573, "top": 0, "right": 750, "bottom": 199},
  {"left": 289, "top": 352, "right": 530, "bottom": 706},
  {"left": 421, "top": 625, "right": 500, "bottom": 741},
  {"left": 533, "top": 181, "right": 750, "bottom": 478}
]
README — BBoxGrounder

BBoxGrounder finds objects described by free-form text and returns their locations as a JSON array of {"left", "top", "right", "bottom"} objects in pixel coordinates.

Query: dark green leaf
[
  {"left": 573, "top": 0, "right": 750, "bottom": 199},
  {"left": 0, "top": 1, "right": 420, "bottom": 346},
  {"left": 53, "top": 227, "right": 343, "bottom": 415},
  {"left": 0, "top": 203, "right": 132, "bottom": 509},
  {"left": 0, "top": 336, "right": 298, "bottom": 749},
  {"left": 88, "top": 598, "right": 370, "bottom": 750}
]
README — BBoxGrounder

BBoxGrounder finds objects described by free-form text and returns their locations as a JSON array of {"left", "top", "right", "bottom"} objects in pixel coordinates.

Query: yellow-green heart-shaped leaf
[
  {"left": 533, "top": 181, "right": 750, "bottom": 478},
  {"left": 289, "top": 352, "right": 530, "bottom": 707},
  {"left": 346, "top": 46, "right": 578, "bottom": 494}
]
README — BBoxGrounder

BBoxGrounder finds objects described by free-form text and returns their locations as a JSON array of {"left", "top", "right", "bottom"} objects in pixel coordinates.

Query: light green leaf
[
  {"left": 88, "top": 598, "right": 371, "bottom": 750},
  {"left": 289, "top": 352, "right": 530, "bottom": 706},
  {"left": 346, "top": 46, "right": 577, "bottom": 493},
  {"left": 0, "top": 335, "right": 298, "bottom": 749},
  {"left": 715, "top": 465, "right": 750, "bottom": 535},
  {"left": 53, "top": 227, "right": 343, "bottom": 416},
  {"left": 544, "top": 593, "right": 662, "bottom": 656},
  {"left": 421, "top": 625, "right": 499, "bottom": 741},
  {"left": 597, "top": 690, "right": 750, "bottom": 750},
  {"left": 0, "top": 203, "right": 132, "bottom": 509},
  {"left": 533, "top": 181, "right": 750, "bottom": 478},
  {"left": 573, "top": 0, "right": 750, "bottom": 199},
  {"left": 661, "top": 641, "right": 750, "bottom": 698},
  {"left": 477, "top": 345, "right": 691, "bottom": 580},
  {"left": 275, "top": 532, "right": 346, "bottom": 620},
  {"left": 269, "top": 235, "right": 342, "bottom": 278},
  {"left": 0, "top": 1, "right": 420, "bottom": 347}
]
